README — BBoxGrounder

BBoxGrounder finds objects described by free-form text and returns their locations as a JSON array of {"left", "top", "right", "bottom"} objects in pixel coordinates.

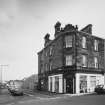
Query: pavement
[
  {"left": 1, "top": 88, "right": 96, "bottom": 98},
  {"left": 23, "top": 89, "right": 96, "bottom": 98}
]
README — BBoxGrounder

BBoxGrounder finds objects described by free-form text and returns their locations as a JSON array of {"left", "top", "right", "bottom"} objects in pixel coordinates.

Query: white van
[{"left": 8, "top": 80, "right": 23, "bottom": 96}]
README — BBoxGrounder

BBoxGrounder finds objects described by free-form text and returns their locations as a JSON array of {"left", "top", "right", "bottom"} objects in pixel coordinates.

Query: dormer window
[
  {"left": 82, "top": 36, "right": 86, "bottom": 48},
  {"left": 65, "top": 35, "right": 72, "bottom": 48}
]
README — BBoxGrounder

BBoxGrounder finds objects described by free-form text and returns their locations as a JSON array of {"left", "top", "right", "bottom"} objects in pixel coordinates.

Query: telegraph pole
[
  {"left": 0, "top": 65, "right": 8, "bottom": 94},
  {"left": 0, "top": 65, "right": 8, "bottom": 84}
]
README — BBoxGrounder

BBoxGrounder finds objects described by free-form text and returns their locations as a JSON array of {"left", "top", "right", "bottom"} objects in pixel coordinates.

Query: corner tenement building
[{"left": 38, "top": 22, "right": 105, "bottom": 94}]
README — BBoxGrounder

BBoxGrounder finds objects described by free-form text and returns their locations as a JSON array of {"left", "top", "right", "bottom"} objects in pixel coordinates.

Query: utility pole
[
  {"left": 0, "top": 65, "right": 8, "bottom": 94},
  {"left": 0, "top": 65, "right": 8, "bottom": 84}
]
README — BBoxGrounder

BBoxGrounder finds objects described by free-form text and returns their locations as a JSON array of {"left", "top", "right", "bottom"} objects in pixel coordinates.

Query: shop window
[
  {"left": 79, "top": 75, "right": 87, "bottom": 93},
  {"left": 90, "top": 76, "right": 96, "bottom": 88},
  {"left": 49, "top": 75, "right": 63, "bottom": 93},
  {"left": 66, "top": 55, "right": 73, "bottom": 66},
  {"left": 50, "top": 77, "right": 52, "bottom": 92},
  {"left": 65, "top": 35, "right": 72, "bottom": 48},
  {"left": 55, "top": 76, "right": 59, "bottom": 93},
  {"left": 82, "top": 36, "right": 86, "bottom": 48}
]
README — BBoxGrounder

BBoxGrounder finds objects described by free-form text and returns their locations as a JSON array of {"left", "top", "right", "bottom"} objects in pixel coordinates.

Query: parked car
[
  {"left": 7, "top": 80, "right": 23, "bottom": 96},
  {"left": 94, "top": 85, "right": 105, "bottom": 94}
]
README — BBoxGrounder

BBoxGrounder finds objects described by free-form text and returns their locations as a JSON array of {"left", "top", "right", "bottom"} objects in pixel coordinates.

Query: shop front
[
  {"left": 48, "top": 74, "right": 63, "bottom": 93},
  {"left": 76, "top": 73, "right": 104, "bottom": 94},
  {"left": 48, "top": 73, "right": 75, "bottom": 94},
  {"left": 63, "top": 73, "right": 75, "bottom": 94}
]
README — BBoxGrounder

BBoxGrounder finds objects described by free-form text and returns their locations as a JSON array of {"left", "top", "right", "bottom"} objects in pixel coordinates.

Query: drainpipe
[{"left": 104, "top": 39, "right": 105, "bottom": 86}]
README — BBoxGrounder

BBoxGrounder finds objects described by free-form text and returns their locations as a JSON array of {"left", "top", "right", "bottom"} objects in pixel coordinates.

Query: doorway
[{"left": 66, "top": 78, "right": 73, "bottom": 93}]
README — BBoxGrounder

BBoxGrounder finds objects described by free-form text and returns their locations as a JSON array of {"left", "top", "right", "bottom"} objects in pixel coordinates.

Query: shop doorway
[{"left": 66, "top": 78, "right": 73, "bottom": 93}]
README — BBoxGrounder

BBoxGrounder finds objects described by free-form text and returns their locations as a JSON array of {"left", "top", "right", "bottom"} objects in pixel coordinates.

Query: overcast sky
[{"left": 0, "top": 0, "right": 105, "bottom": 81}]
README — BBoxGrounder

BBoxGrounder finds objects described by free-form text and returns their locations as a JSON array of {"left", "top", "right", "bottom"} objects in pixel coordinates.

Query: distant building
[
  {"left": 22, "top": 74, "right": 38, "bottom": 90},
  {"left": 38, "top": 22, "right": 105, "bottom": 94}
]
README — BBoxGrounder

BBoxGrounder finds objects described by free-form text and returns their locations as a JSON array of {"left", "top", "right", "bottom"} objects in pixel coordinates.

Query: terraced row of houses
[{"left": 38, "top": 22, "right": 105, "bottom": 94}]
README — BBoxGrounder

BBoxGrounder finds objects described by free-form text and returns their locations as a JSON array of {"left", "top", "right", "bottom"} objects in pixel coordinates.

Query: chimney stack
[
  {"left": 44, "top": 33, "right": 50, "bottom": 47},
  {"left": 54, "top": 21, "right": 61, "bottom": 38}
]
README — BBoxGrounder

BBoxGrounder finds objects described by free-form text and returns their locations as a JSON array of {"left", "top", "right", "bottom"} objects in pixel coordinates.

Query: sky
[{"left": 0, "top": 0, "right": 105, "bottom": 81}]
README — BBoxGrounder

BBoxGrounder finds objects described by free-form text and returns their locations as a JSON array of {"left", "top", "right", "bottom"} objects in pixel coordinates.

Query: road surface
[{"left": 0, "top": 89, "right": 105, "bottom": 105}]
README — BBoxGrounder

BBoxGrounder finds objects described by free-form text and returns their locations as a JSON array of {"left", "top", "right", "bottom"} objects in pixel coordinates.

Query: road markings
[
  {"left": 23, "top": 93, "right": 34, "bottom": 96},
  {"left": 36, "top": 96, "right": 66, "bottom": 100}
]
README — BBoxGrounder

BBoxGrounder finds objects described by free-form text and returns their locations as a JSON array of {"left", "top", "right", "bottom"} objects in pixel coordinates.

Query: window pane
[
  {"left": 50, "top": 77, "right": 52, "bottom": 91},
  {"left": 55, "top": 76, "right": 59, "bottom": 93},
  {"left": 90, "top": 76, "right": 96, "bottom": 88},
  {"left": 49, "top": 62, "right": 52, "bottom": 71},
  {"left": 82, "top": 55, "right": 87, "bottom": 67},
  {"left": 94, "top": 40, "right": 98, "bottom": 51},
  {"left": 80, "top": 75, "right": 87, "bottom": 93},
  {"left": 50, "top": 47, "right": 53, "bottom": 55},
  {"left": 66, "top": 55, "right": 72, "bottom": 66},
  {"left": 94, "top": 57, "right": 98, "bottom": 68},
  {"left": 82, "top": 37, "right": 86, "bottom": 48},
  {"left": 45, "top": 64, "right": 48, "bottom": 71},
  {"left": 65, "top": 35, "right": 72, "bottom": 48}
]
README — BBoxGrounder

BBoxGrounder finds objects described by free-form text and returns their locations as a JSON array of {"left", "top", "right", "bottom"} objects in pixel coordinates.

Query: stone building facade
[{"left": 38, "top": 22, "right": 105, "bottom": 94}]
